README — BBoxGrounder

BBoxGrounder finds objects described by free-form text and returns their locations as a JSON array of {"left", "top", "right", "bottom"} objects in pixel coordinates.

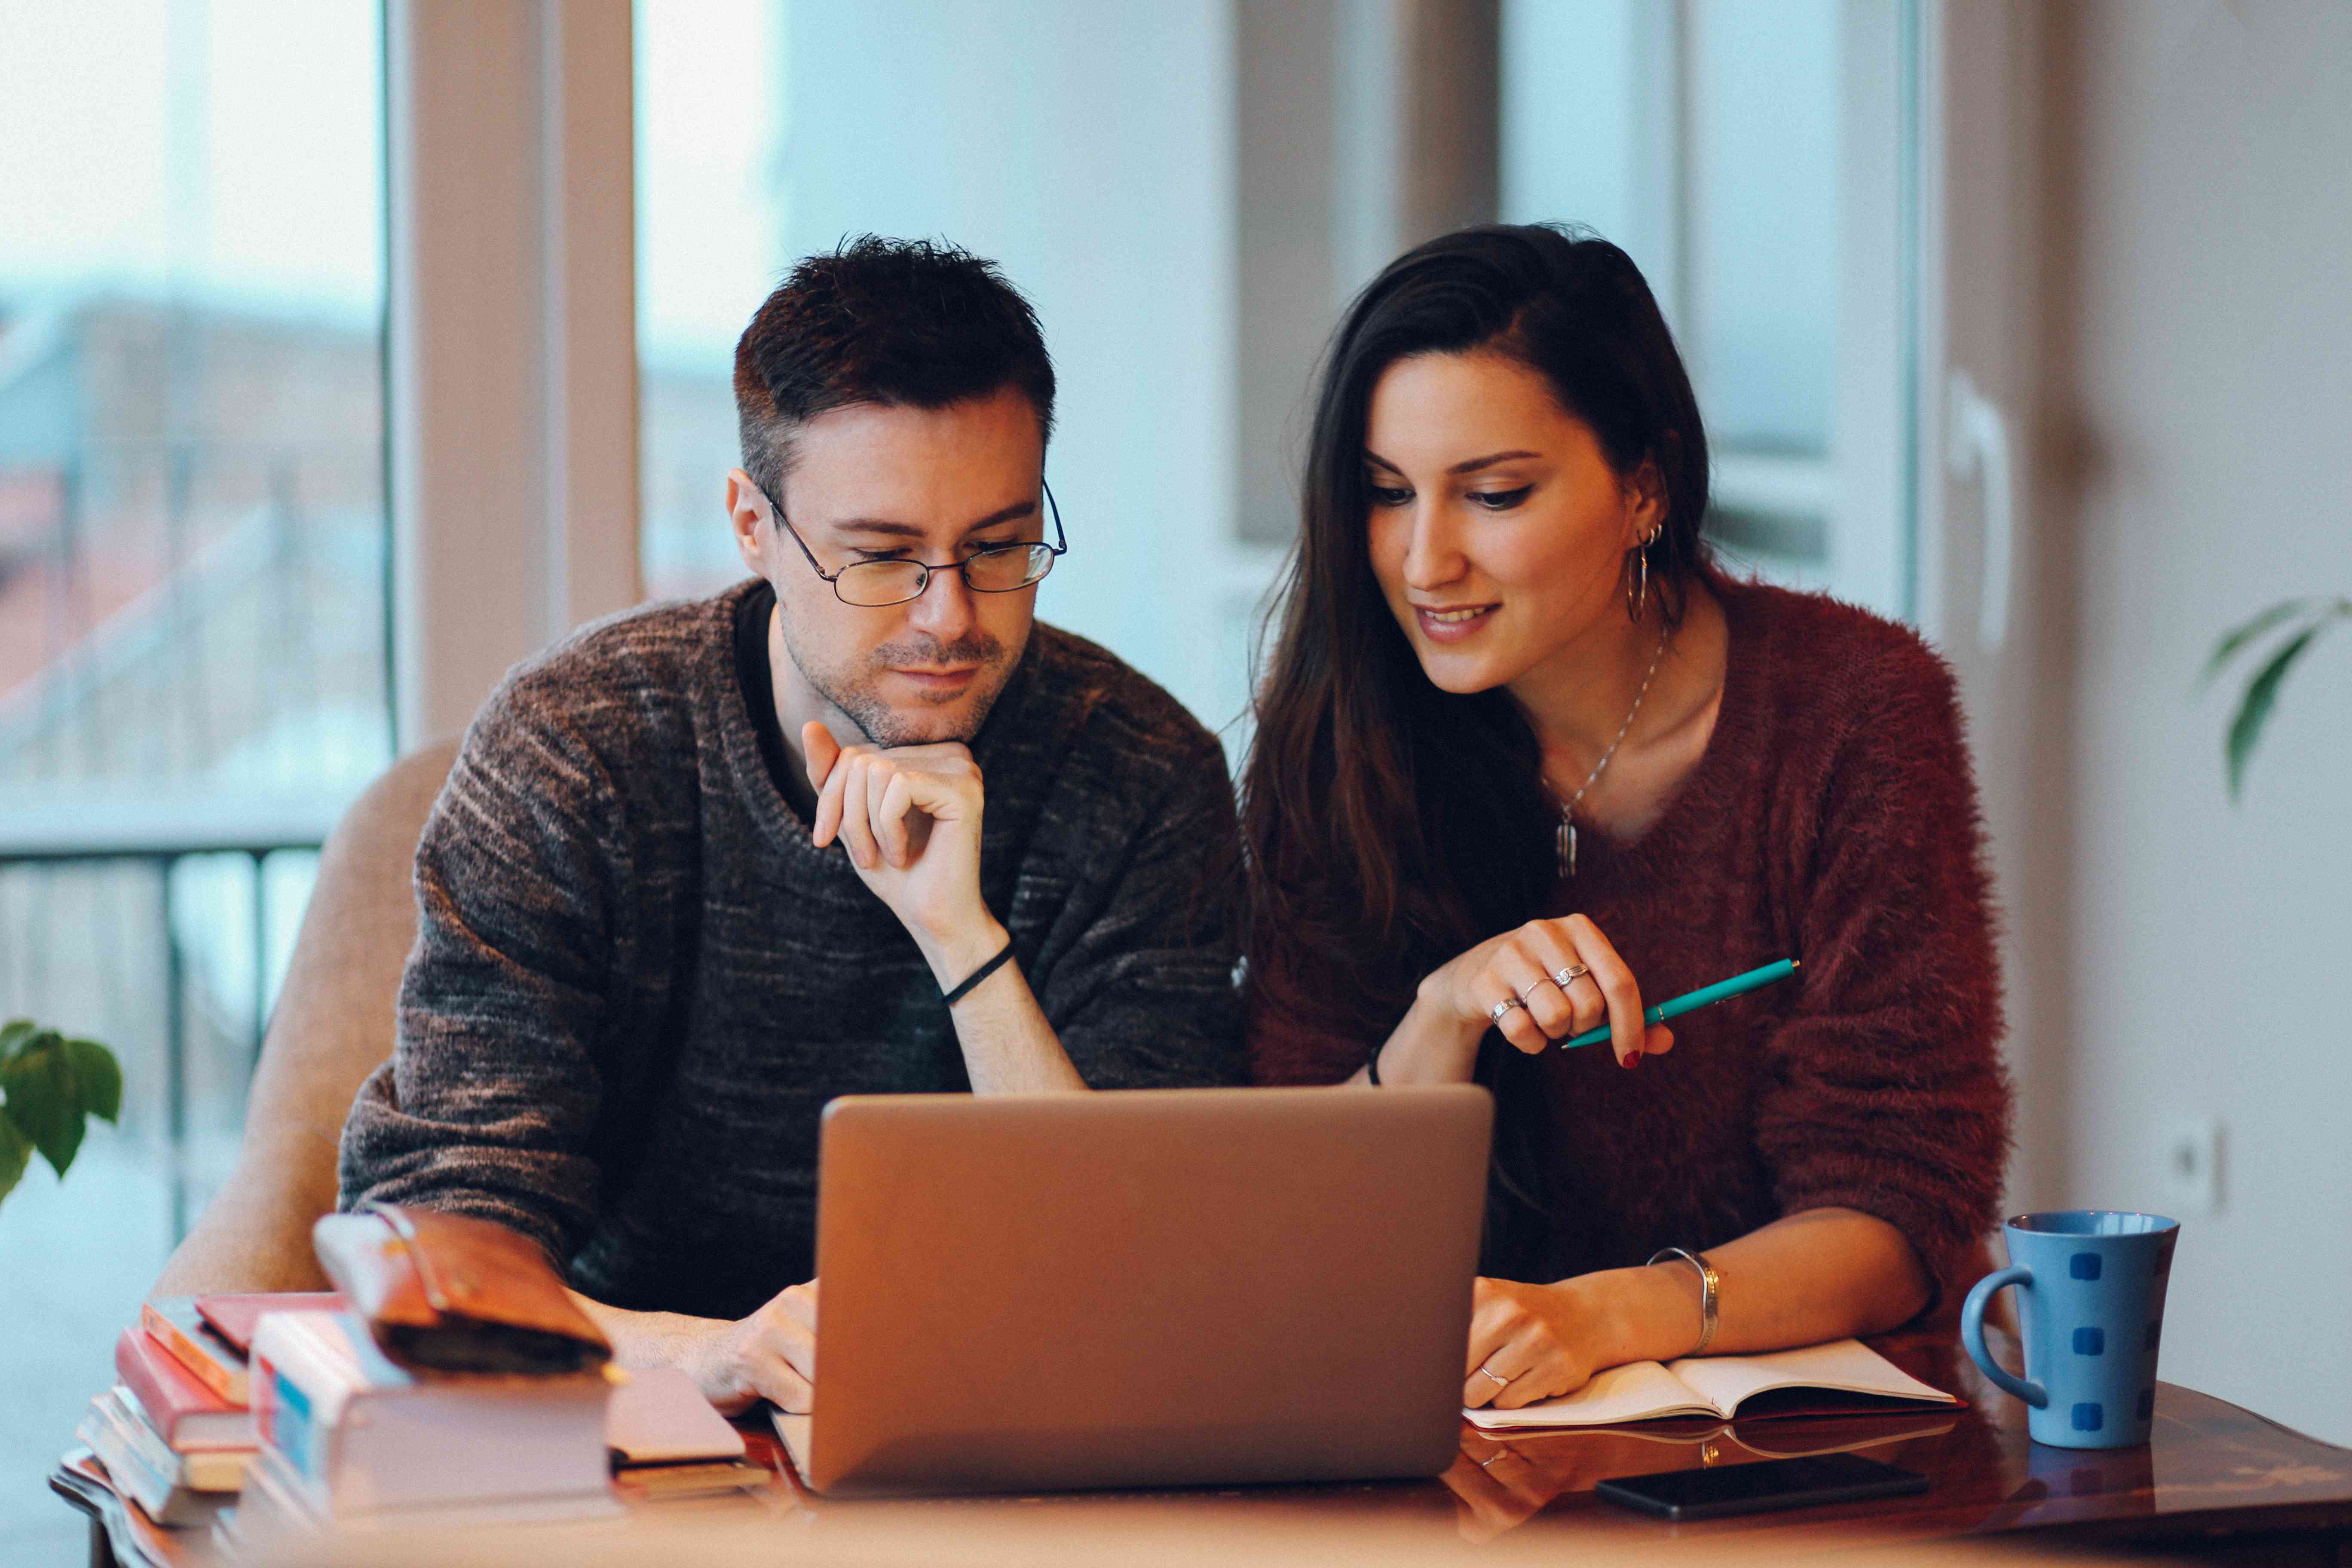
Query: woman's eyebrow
[
  {"left": 1360, "top": 449, "right": 1542, "bottom": 475},
  {"left": 1447, "top": 449, "right": 1540, "bottom": 475}
]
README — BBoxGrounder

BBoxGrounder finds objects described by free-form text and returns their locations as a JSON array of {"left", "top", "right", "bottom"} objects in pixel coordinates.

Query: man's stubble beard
[{"left": 778, "top": 611, "right": 1028, "bottom": 748}]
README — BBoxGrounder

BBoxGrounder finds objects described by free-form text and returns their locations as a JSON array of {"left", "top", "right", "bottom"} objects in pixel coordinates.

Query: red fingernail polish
[{"left": 1621, "top": 1050, "right": 1642, "bottom": 1070}]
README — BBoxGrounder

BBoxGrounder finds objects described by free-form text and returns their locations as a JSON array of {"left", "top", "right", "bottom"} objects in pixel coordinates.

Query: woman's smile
[{"left": 1413, "top": 602, "right": 1501, "bottom": 641}]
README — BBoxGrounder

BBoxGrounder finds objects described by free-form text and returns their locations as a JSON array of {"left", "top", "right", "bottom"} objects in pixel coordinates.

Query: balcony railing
[
  {"left": 0, "top": 802, "right": 341, "bottom": 1239},
  {"left": 1, "top": 412, "right": 390, "bottom": 1242}
]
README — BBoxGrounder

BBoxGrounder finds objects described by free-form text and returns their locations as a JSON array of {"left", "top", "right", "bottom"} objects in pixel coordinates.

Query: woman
[{"left": 1243, "top": 224, "right": 2010, "bottom": 1413}]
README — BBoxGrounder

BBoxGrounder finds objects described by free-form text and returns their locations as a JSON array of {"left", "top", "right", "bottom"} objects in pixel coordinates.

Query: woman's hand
[
  {"left": 1450, "top": 1216, "right": 1932, "bottom": 1412},
  {"left": 1420, "top": 913, "right": 1673, "bottom": 1067},
  {"left": 1463, "top": 1276, "right": 1616, "bottom": 1409},
  {"left": 1360, "top": 912, "right": 1672, "bottom": 1084}
]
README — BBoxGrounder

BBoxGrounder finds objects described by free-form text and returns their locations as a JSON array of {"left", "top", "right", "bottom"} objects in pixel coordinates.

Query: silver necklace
[{"left": 1554, "top": 623, "right": 1671, "bottom": 878}]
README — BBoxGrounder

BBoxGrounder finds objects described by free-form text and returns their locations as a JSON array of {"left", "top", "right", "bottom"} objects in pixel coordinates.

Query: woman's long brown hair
[{"left": 1238, "top": 225, "right": 1712, "bottom": 1274}]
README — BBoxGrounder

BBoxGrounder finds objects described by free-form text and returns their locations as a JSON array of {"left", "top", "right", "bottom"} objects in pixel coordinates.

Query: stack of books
[
  {"left": 234, "top": 1308, "right": 625, "bottom": 1537},
  {"left": 74, "top": 1292, "right": 341, "bottom": 1528},
  {"left": 71, "top": 1292, "right": 756, "bottom": 1548}
]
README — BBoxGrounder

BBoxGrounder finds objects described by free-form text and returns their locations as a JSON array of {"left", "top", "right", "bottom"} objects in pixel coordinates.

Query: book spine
[
  {"left": 250, "top": 1314, "right": 362, "bottom": 1489},
  {"left": 81, "top": 1394, "right": 185, "bottom": 1517},
  {"left": 116, "top": 1322, "right": 258, "bottom": 1450},
  {"left": 141, "top": 1301, "right": 249, "bottom": 1405},
  {"left": 184, "top": 1448, "right": 254, "bottom": 1492},
  {"left": 108, "top": 1384, "right": 171, "bottom": 1460},
  {"left": 82, "top": 1419, "right": 179, "bottom": 1522},
  {"left": 252, "top": 1351, "right": 325, "bottom": 1486},
  {"left": 113, "top": 1387, "right": 251, "bottom": 1490},
  {"left": 113, "top": 1331, "right": 196, "bottom": 1447},
  {"left": 109, "top": 1388, "right": 190, "bottom": 1485}
]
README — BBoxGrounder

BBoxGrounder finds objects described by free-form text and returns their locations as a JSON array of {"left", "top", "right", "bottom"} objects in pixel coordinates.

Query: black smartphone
[{"left": 1594, "top": 1453, "right": 1929, "bottom": 1521}]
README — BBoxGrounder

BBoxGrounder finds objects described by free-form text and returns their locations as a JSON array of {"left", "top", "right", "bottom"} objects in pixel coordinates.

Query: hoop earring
[{"left": 1624, "top": 530, "right": 1659, "bottom": 621}]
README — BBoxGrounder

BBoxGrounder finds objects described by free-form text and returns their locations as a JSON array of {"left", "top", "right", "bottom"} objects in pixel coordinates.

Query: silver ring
[
  {"left": 1476, "top": 1365, "right": 1509, "bottom": 1388},
  {"left": 1488, "top": 997, "right": 1527, "bottom": 1026},
  {"left": 1476, "top": 1447, "right": 1517, "bottom": 1468},
  {"left": 1553, "top": 964, "right": 1590, "bottom": 990}
]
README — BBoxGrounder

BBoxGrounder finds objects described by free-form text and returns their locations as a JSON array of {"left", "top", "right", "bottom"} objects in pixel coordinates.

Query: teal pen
[{"left": 1554, "top": 958, "right": 1800, "bottom": 1051}]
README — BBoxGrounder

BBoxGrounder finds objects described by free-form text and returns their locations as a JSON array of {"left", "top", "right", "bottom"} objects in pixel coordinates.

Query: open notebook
[{"left": 1465, "top": 1338, "right": 1957, "bottom": 1430}]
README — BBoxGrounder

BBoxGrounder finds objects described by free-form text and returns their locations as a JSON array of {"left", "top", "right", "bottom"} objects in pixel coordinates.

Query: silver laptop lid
[{"left": 803, "top": 1084, "right": 1491, "bottom": 1496}]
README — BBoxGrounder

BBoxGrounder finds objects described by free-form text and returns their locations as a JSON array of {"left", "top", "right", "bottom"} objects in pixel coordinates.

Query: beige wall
[{"left": 2033, "top": 0, "right": 2352, "bottom": 1442}]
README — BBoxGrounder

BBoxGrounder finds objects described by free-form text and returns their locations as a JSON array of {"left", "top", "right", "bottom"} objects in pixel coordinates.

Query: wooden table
[
  {"left": 1431, "top": 1331, "right": 2352, "bottom": 1559},
  {"left": 54, "top": 1330, "right": 2352, "bottom": 1566}
]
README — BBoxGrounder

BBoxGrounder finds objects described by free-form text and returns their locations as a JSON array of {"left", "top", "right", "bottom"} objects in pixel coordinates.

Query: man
[{"left": 340, "top": 237, "right": 1243, "bottom": 1412}]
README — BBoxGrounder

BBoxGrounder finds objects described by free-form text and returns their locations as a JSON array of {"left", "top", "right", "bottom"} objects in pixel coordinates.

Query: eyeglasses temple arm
[
  {"left": 1041, "top": 478, "right": 1068, "bottom": 554},
  {"left": 760, "top": 484, "right": 841, "bottom": 582}
]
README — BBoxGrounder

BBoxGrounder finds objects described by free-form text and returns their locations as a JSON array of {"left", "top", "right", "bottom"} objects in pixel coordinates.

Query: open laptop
[{"left": 775, "top": 1084, "right": 1491, "bottom": 1496}]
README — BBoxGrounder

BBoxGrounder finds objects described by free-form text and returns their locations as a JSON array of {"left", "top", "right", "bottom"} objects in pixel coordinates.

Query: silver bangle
[{"left": 1648, "top": 1246, "right": 1719, "bottom": 1356}]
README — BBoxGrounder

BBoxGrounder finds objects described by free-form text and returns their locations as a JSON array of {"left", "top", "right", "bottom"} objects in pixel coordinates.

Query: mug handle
[{"left": 1961, "top": 1265, "right": 2047, "bottom": 1408}]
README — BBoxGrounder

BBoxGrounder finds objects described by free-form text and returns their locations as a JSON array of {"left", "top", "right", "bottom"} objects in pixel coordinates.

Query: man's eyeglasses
[{"left": 758, "top": 480, "right": 1068, "bottom": 609}]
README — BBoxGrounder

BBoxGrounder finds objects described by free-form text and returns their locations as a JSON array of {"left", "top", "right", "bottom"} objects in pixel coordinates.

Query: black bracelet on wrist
[
  {"left": 942, "top": 938, "right": 1018, "bottom": 1007},
  {"left": 1366, "top": 1041, "right": 1384, "bottom": 1086}
]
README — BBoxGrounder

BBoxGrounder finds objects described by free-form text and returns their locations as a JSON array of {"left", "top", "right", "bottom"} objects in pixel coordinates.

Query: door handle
[{"left": 1945, "top": 369, "right": 2015, "bottom": 651}]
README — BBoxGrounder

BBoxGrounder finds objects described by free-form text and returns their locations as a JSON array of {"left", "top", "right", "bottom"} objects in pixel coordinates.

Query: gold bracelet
[{"left": 1647, "top": 1246, "right": 1719, "bottom": 1355}]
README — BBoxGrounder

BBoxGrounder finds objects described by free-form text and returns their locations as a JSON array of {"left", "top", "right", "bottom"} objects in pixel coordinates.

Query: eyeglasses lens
[
  {"left": 834, "top": 560, "right": 929, "bottom": 607},
  {"left": 832, "top": 545, "right": 1055, "bottom": 607},
  {"left": 965, "top": 544, "right": 1055, "bottom": 592}
]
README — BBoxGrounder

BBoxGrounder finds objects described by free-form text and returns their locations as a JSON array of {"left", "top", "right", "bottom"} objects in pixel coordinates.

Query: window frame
[{"left": 385, "top": 0, "right": 642, "bottom": 749}]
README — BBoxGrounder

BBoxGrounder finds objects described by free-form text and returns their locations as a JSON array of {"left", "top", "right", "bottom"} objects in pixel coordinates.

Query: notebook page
[
  {"left": 1464, "top": 1358, "right": 1715, "bottom": 1430},
  {"left": 607, "top": 1366, "right": 746, "bottom": 1464},
  {"left": 1667, "top": 1338, "right": 1956, "bottom": 1417}
]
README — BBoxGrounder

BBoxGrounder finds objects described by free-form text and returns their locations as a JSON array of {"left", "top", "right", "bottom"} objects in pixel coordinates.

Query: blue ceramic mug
[{"left": 1961, "top": 1210, "right": 2180, "bottom": 1449}]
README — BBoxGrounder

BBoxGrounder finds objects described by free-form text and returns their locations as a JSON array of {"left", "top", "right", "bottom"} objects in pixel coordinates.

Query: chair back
[{"left": 149, "top": 737, "right": 460, "bottom": 1296}]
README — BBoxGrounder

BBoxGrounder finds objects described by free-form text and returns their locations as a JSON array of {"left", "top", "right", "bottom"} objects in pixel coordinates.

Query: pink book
[
  {"left": 196, "top": 1292, "right": 346, "bottom": 1355},
  {"left": 113, "top": 1328, "right": 255, "bottom": 1450}
]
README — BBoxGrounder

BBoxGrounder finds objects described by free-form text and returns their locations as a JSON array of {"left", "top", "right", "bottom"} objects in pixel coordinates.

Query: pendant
[{"left": 1558, "top": 818, "right": 1577, "bottom": 879}]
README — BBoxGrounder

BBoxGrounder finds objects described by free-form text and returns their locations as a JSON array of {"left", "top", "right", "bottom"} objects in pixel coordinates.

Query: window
[
  {"left": 1502, "top": 0, "right": 1917, "bottom": 621},
  {"left": 635, "top": 0, "right": 1257, "bottom": 746},
  {"left": 0, "top": 3, "right": 387, "bottom": 1544},
  {"left": 636, "top": 0, "right": 788, "bottom": 603}
]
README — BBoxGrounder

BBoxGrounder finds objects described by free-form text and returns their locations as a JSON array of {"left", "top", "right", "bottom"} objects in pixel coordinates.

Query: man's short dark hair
[{"left": 732, "top": 235, "right": 1057, "bottom": 500}]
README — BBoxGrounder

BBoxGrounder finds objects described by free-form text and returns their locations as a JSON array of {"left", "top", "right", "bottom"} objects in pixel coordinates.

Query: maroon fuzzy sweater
[{"left": 1250, "top": 577, "right": 2013, "bottom": 1315}]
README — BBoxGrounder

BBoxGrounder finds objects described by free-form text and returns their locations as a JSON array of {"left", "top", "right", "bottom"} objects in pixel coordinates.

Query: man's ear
[{"left": 726, "top": 469, "right": 767, "bottom": 575}]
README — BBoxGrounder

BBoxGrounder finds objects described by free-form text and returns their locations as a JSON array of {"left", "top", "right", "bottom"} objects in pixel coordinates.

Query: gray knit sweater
[{"left": 339, "top": 580, "right": 1244, "bottom": 1319}]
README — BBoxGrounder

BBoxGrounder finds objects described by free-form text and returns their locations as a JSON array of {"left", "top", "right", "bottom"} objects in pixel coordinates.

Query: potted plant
[
  {"left": 0, "top": 1019, "right": 122, "bottom": 1210},
  {"left": 2207, "top": 597, "right": 2350, "bottom": 799}
]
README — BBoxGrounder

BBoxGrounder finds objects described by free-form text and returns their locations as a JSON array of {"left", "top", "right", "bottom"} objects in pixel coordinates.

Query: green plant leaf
[
  {"left": 2205, "top": 599, "right": 2315, "bottom": 685},
  {"left": 2227, "top": 624, "right": 2322, "bottom": 800},
  {"left": 63, "top": 1038, "right": 122, "bottom": 1123},
  {"left": 0, "top": 1114, "right": 30, "bottom": 1206},
  {"left": 0, "top": 1019, "right": 35, "bottom": 1056},
  {"left": 0, "top": 1031, "right": 86, "bottom": 1178}
]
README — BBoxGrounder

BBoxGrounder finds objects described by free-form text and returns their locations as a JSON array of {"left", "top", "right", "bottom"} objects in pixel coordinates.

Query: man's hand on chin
[
  {"left": 576, "top": 1280, "right": 819, "bottom": 1415},
  {"left": 802, "top": 721, "right": 1084, "bottom": 1094},
  {"left": 802, "top": 721, "right": 1008, "bottom": 986}
]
